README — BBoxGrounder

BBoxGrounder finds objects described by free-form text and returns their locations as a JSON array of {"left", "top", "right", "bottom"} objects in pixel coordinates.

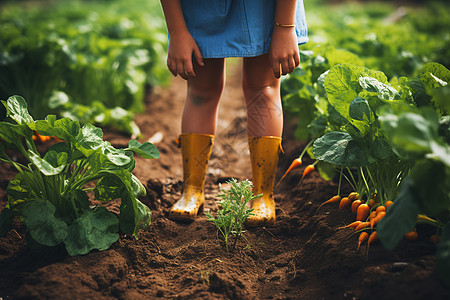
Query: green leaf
[
  {"left": 22, "top": 200, "right": 68, "bottom": 247},
  {"left": 126, "top": 139, "right": 160, "bottom": 159},
  {"left": 377, "top": 176, "right": 419, "bottom": 251},
  {"left": 437, "top": 223, "right": 450, "bottom": 288},
  {"left": 131, "top": 173, "right": 146, "bottom": 197},
  {"left": 43, "top": 150, "right": 68, "bottom": 168},
  {"left": 135, "top": 199, "right": 152, "bottom": 232},
  {"left": 359, "top": 77, "right": 399, "bottom": 100},
  {"left": 94, "top": 175, "right": 124, "bottom": 201},
  {"left": 0, "top": 122, "right": 33, "bottom": 144},
  {"left": 75, "top": 123, "right": 104, "bottom": 153},
  {"left": 416, "top": 62, "right": 450, "bottom": 89},
  {"left": 100, "top": 142, "right": 131, "bottom": 166},
  {"left": 409, "top": 160, "right": 450, "bottom": 218},
  {"left": 372, "top": 137, "right": 393, "bottom": 160},
  {"left": 313, "top": 131, "right": 370, "bottom": 167},
  {"left": 325, "top": 64, "right": 388, "bottom": 135},
  {"left": 5, "top": 95, "right": 34, "bottom": 125},
  {"left": 317, "top": 161, "right": 337, "bottom": 181},
  {"left": 64, "top": 207, "right": 119, "bottom": 256},
  {"left": 33, "top": 116, "right": 80, "bottom": 142},
  {"left": 378, "top": 104, "right": 450, "bottom": 166},
  {"left": 28, "top": 151, "right": 65, "bottom": 175},
  {"left": 6, "top": 172, "right": 37, "bottom": 209},
  {"left": 349, "top": 96, "right": 374, "bottom": 123},
  {"left": 119, "top": 189, "right": 139, "bottom": 236}
]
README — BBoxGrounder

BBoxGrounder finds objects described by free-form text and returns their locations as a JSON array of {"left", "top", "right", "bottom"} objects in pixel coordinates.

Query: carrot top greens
[{"left": 206, "top": 179, "right": 258, "bottom": 252}]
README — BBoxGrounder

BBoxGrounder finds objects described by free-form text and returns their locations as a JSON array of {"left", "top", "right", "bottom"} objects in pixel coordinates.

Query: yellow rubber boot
[
  {"left": 169, "top": 133, "right": 214, "bottom": 222},
  {"left": 246, "top": 136, "right": 282, "bottom": 227}
]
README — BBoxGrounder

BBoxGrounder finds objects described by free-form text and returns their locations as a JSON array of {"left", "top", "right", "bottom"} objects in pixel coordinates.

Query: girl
[{"left": 160, "top": 0, "right": 308, "bottom": 226}]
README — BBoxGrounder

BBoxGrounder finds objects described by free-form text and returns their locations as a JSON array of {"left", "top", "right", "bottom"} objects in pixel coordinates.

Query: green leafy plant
[
  {"left": 0, "top": 0, "right": 169, "bottom": 136},
  {"left": 0, "top": 95, "right": 159, "bottom": 256},
  {"left": 206, "top": 179, "right": 258, "bottom": 252}
]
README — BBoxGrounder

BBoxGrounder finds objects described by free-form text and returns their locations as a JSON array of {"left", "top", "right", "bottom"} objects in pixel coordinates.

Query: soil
[{"left": 0, "top": 59, "right": 449, "bottom": 300}]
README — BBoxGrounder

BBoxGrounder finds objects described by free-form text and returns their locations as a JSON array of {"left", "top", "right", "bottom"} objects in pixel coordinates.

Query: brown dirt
[{"left": 0, "top": 59, "right": 449, "bottom": 300}]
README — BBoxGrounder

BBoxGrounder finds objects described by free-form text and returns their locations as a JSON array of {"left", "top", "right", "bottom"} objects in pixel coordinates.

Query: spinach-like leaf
[
  {"left": 28, "top": 151, "right": 65, "bottom": 176},
  {"left": 4, "top": 95, "right": 34, "bottom": 125},
  {"left": 349, "top": 96, "right": 374, "bottom": 123},
  {"left": 127, "top": 139, "right": 160, "bottom": 159},
  {"left": 313, "top": 131, "right": 370, "bottom": 167},
  {"left": 377, "top": 176, "right": 419, "bottom": 250},
  {"left": 64, "top": 207, "right": 119, "bottom": 256},
  {"left": 22, "top": 200, "right": 68, "bottom": 247}
]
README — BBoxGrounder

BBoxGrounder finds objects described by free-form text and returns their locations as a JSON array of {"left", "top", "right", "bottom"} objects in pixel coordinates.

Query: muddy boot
[
  {"left": 168, "top": 133, "right": 214, "bottom": 222},
  {"left": 245, "top": 136, "right": 282, "bottom": 227}
]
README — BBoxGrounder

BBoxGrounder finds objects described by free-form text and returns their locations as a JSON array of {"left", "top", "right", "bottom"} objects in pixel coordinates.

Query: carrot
[
  {"left": 385, "top": 200, "right": 393, "bottom": 209},
  {"left": 356, "top": 203, "right": 370, "bottom": 221},
  {"left": 338, "top": 221, "right": 362, "bottom": 229},
  {"left": 370, "top": 211, "right": 386, "bottom": 228},
  {"left": 348, "top": 192, "right": 358, "bottom": 202},
  {"left": 355, "top": 221, "right": 370, "bottom": 231},
  {"left": 357, "top": 232, "right": 369, "bottom": 249},
  {"left": 368, "top": 231, "right": 378, "bottom": 245},
  {"left": 368, "top": 211, "right": 377, "bottom": 222},
  {"left": 351, "top": 200, "right": 362, "bottom": 214},
  {"left": 375, "top": 206, "right": 386, "bottom": 214},
  {"left": 318, "top": 195, "right": 341, "bottom": 209},
  {"left": 338, "top": 197, "right": 351, "bottom": 210},
  {"left": 367, "top": 199, "right": 376, "bottom": 208},
  {"left": 277, "top": 158, "right": 302, "bottom": 186},
  {"left": 404, "top": 230, "right": 418, "bottom": 241},
  {"left": 298, "top": 164, "right": 315, "bottom": 185}
]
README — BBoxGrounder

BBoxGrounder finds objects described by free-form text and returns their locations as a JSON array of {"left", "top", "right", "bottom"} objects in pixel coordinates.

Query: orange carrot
[
  {"left": 351, "top": 200, "right": 362, "bottom": 214},
  {"left": 385, "top": 200, "right": 393, "bottom": 209},
  {"left": 368, "top": 211, "right": 377, "bottom": 222},
  {"left": 318, "top": 195, "right": 341, "bottom": 209},
  {"left": 277, "top": 158, "right": 302, "bottom": 185},
  {"left": 338, "top": 197, "right": 351, "bottom": 210},
  {"left": 357, "top": 232, "right": 369, "bottom": 249},
  {"left": 348, "top": 192, "right": 358, "bottom": 202},
  {"left": 356, "top": 203, "right": 370, "bottom": 221},
  {"left": 404, "top": 229, "right": 418, "bottom": 241},
  {"left": 368, "top": 199, "right": 376, "bottom": 208},
  {"left": 355, "top": 221, "right": 370, "bottom": 231},
  {"left": 370, "top": 211, "right": 386, "bottom": 228},
  {"left": 298, "top": 164, "right": 315, "bottom": 185},
  {"left": 338, "top": 221, "right": 362, "bottom": 229},
  {"left": 375, "top": 206, "right": 386, "bottom": 214},
  {"left": 368, "top": 231, "right": 378, "bottom": 245}
]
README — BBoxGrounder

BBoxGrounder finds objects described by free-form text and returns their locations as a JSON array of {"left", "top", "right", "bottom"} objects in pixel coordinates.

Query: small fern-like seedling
[{"left": 206, "top": 178, "right": 260, "bottom": 252}]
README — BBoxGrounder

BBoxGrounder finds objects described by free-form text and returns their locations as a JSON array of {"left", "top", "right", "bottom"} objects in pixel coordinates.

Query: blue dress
[{"left": 179, "top": 0, "right": 308, "bottom": 58}]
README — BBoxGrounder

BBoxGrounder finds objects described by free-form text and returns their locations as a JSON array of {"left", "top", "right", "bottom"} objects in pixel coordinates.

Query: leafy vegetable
[{"left": 0, "top": 95, "right": 159, "bottom": 256}]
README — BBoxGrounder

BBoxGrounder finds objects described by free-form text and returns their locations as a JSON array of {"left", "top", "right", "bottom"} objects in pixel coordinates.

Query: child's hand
[
  {"left": 269, "top": 26, "right": 300, "bottom": 79},
  {"left": 167, "top": 30, "right": 204, "bottom": 80}
]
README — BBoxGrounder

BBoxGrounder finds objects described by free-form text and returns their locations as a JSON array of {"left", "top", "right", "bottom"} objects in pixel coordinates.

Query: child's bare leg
[
  {"left": 169, "top": 58, "right": 225, "bottom": 222},
  {"left": 182, "top": 58, "right": 226, "bottom": 135},
  {"left": 242, "top": 54, "right": 282, "bottom": 227},
  {"left": 242, "top": 53, "right": 282, "bottom": 138}
]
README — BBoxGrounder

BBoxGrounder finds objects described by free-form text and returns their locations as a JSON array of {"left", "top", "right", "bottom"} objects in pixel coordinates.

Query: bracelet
[{"left": 275, "top": 22, "right": 295, "bottom": 28}]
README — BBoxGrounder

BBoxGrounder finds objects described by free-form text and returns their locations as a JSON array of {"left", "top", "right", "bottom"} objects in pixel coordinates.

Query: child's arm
[
  {"left": 160, "top": 0, "right": 204, "bottom": 79},
  {"left": 270, "top": 0, "right": 301, "bottom": 78}
]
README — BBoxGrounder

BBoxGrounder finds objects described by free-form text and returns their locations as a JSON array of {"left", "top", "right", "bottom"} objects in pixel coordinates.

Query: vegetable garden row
[{"left": 0, "top": 0, "right": 449, "bottom": 295}]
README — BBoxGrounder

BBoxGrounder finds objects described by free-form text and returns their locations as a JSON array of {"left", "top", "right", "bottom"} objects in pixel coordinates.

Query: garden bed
[{"left": 0, "top": 61, "right": 448, "bottom": 299}]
